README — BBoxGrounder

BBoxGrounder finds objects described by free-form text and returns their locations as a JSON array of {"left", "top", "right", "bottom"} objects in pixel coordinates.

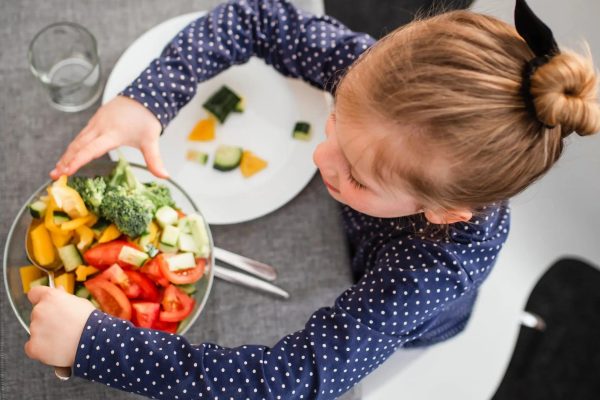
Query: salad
[{"left": 21, "top": 158, "right": 210, "bottom": 333}]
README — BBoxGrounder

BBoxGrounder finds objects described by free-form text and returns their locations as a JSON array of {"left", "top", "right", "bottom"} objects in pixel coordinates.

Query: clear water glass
[{"left": 28, "top": 22, "right": 102, "bottom": 112}]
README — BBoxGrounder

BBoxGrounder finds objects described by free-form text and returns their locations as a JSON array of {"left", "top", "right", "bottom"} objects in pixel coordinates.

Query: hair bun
[{"left": 530, "top": 49, "right": 600, "bottom": 136}]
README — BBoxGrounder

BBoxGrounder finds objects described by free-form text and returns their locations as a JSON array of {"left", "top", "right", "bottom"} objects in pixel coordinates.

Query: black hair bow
[{"left": 514, "top": 0, "right": 560, "bottom": 127}]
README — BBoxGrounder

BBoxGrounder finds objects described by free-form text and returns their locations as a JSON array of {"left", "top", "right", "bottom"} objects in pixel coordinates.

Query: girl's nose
[{"left": 313, "top": 142, "right": 339, "bottom": 183}]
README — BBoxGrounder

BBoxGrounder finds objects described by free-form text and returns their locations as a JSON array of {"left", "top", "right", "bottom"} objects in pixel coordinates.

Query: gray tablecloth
[{"left": 0, "top": 1, "right": 359, "bottom": 399}]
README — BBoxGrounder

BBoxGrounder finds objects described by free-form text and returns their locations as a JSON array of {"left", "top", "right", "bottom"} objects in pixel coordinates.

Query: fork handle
[{"left": 213, "top": 247, "right": 277, "bottom": 281}]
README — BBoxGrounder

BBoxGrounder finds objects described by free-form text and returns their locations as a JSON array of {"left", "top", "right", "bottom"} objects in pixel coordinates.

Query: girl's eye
[{"left": 346, "top": 169, "right": 367, "bottom": 190}]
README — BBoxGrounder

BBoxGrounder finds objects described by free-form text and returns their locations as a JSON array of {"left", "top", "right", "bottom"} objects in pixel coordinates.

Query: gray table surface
[{"left": 0, "top": 1, "right": 359, "bottom": 399}]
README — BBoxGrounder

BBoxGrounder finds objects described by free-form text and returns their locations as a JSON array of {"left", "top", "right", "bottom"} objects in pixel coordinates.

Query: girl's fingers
[
  {"left": 52, "top": 127, "right": 99, "bottom": 178},
  {"left": 66, "top": 135, "right": 119, "bottom": 176},
  {"left": 141, "top": 139, "right": 169, "bottom": 178},
  {"left": 24, "top": 340, "right": 36, "bottom": 360},
  {"left": 27, "top": 285, "right": 52, "bottom": 305}
]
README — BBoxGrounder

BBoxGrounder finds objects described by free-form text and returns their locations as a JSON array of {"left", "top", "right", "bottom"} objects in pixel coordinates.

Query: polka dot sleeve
[
  {"left": 73, "top": 231, "right": 498, "bottom": 399},
  {"left": 120, "top": 0, "right": 375, "bottom": 128}
]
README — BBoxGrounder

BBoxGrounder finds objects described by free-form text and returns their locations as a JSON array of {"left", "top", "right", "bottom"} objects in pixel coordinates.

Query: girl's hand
[
  {"left": 50, "top": 96, "right": 168, "bottom": 179},
  {"left": 25, "top": 286, "right": 96, "bottom": 368}
]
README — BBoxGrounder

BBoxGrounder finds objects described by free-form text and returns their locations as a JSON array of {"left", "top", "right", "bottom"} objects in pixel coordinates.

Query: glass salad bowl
[{"left": 3, "top": 160, "right": 214, "bottom": 335}]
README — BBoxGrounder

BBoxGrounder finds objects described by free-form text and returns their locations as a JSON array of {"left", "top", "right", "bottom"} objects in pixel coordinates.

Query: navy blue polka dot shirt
[{"left": 74, "top": 1, "right": 511, "bottom": 398}]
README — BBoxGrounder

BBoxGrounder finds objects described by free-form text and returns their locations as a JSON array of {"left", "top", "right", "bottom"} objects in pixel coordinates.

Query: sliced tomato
[
  {"left": 132, "top": 302, "right": 160, "bottom": 328},
  {"left": 85, "top": 278, "right": 132, "bottom": 320},
  {"left": 152, "top": 319, "right": 179, "bottom": 334},
  {"left": 125, "top": 270, "right": 159, "bottom": 301},
  {"left": 159, "top": 284, "right": 195, "bottom": 322},
  {"left": 160, "top": 256, "right": 206, "bottom": 285},
  {"left": 83, "top": 240, "right": 140, "bottom": 269},
  {"left": 100, "top": 264, "right": 141, "bottom": 298},
  {"left": 140, "top": 255, "right": 170, "bottom": 287}
]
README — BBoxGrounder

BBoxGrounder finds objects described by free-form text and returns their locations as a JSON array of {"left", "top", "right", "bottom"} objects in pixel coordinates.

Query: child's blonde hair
[{"left": 337, "top": 10, "right": 600, "bottom": 212}]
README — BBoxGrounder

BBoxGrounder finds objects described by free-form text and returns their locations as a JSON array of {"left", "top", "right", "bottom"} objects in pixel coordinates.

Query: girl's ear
[{"left": 424, "top": 208, "right": 473, "bottom": 225}]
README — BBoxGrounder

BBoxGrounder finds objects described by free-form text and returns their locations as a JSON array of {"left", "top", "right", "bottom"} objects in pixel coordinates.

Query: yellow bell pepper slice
[
  {"left": 147, "top": 221, "right": 159, "bottom": 243},
  {"left": 60, "top": 214, "right": 96, "bottom": 231},
  {"left": 50, "top": 229, "right": 73, "bottom": 248},
  {"left": 75, "top": 265, "right": 99, "bottom": 282},
  {"left": 20, "top": 265, "right": 45, "bottom": 293},
  {"left": 30, "top": 223, "right": 56, "bottom": 267},
  {"left": 85, "top": 214, "right": 99, "bottom": 227},
  {"left": 51, "top": 176, "right": 88, "bottom": 219},
  {"left": 75, "top": 225, "right": 95, "bottom": 251},
  {"left": 43, "top": 196, "right": 65, "bottom": 234},
  {"left": 54, "top": 272, "right": 75, "bottom": 294},
  {"left": 55, "top": 175, "right": 68, "bottom": 187},
  {"left": 240, "top": 150, "right": 268, "bottom": 178},
  {"left": 98, "top": 224, "right": 122, "bottom": 243},
  {"left": 187, "top": 117, "right": 216, "bottom": 141}
]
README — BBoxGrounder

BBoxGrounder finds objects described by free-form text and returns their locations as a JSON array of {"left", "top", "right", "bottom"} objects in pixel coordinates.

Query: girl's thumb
[{"left": 142, "top": 140, "right": 169, "bottom": 179}]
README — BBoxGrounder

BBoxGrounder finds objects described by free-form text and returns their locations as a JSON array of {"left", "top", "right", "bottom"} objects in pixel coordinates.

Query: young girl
[{"left": 27, "top": 0, "right": 599, "bottom": 398}]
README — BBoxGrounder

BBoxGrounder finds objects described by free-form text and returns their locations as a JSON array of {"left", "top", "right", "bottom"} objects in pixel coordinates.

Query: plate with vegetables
[
  {"left": 3, "top": 158, "right": 214, "bottom": 335},
  {"left": 102, "top": 12, "right": 330, "bottom": 224}
]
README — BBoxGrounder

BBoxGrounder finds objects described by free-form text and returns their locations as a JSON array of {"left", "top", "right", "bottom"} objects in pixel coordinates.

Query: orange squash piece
[
  {"left": 240, "top": 150, "right": 268, "bottom": 178},
  {"left": 187, "top": 117, "right": 216, "bottom": 141}
]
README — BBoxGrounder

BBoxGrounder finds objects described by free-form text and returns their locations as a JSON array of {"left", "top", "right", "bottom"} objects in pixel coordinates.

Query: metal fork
[{"left": 213, "top": 247, "right": 277, "bottom": 281}]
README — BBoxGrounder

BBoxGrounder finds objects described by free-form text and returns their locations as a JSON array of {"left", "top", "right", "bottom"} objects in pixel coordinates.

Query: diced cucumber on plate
[{"left": 213, "top": 145, "right": 243, "bottom": 172}]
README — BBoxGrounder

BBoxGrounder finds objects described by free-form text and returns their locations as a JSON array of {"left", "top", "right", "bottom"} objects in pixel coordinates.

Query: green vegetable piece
[
  {"left": 292, "top": 121, "right": 312, "bottom": 141},
  {"left": 213, "top": 145, "right": 243, "bottom": 171},
  {"left": 68, "top": 176, "right": 107, "bottom": 214},
  {"left": 29, "top": 200, "right": 47, "bottom": 219},
  {"left": 233, "top": 97, "right": 245, "bottom": 113},
  {"left": 53, "top": 211, "right": 71, "bottom": 225},
  {"left": 75, "top": 286, "right": 91, "bottom": 299},
  {"left": 202, "top": 86, "right": 242, "bottom": 123}
]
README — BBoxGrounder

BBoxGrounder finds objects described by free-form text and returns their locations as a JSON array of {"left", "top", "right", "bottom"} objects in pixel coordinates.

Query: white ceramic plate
[{"left": 103, "top": 12, "right": 330, "bottom": 224}]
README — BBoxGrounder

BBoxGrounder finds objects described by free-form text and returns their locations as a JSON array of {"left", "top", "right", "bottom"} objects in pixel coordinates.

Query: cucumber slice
[
  {"left": 57, "top": 244, "right": 82, "bottom": 272},
  {"left": 186, "top": 150, "right": 209, "bottom": 165},
  {"left": 75, "top": 286, "right": 91, "bottom": 299},
  {"left": 178, "top": 217, "right": 191, "bottom": 234},
  {"left": 187, "top": 214, "right": 210, "bottom": 258},
  {"left": 29, "top": 275, "right": 49, "bottom": 289},
  {"left": 29, "top": 200, "right": 47, "bottom": 219},
  {"left": 155, "top": 206, "right": 179, "bottom": 228},
  {"left": 176, "top": 283, "right": 197, "bottom": 295},
  {"left": 292, "top": 121, "right": 312, "bottom": 141},
  {"left": 159, "top": 242, "right": 178, "bottom": 254},
  {"left": 202, "top": 85, "right": 242, "bottom": 123},
  {"left": 213, "top": 145, "right": 243, "bottom": 172},
  {"left": 233, "top": 97, "right": 245, "bottom": 113},
  {"left": 53, "top": 211, "right": 71, "bottom": 225},
  {"left": 167, "top": 252, "right": 196, "bottom": 271},
  {"left": 178, "top": 232, "right": 199, "bottom": 254},
  {"left": 161, "top": 225, "right": 180, "bottom": 247},
  {"left": 118, "top": 246, "right": 149, "bottom": 268}
]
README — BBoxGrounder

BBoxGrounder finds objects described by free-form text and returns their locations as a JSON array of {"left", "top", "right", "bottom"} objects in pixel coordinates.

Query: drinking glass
[{"left": 28, "top": 22, "right": 102, "bottom": 112}]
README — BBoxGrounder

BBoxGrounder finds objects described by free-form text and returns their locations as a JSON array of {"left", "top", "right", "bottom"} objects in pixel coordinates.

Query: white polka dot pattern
[
  {"left": 73, "top": 0, "right": 512, "bottom": 397},
  {"left": 73, "top": 204, "right": 510, "bottom": 399},
  {"left": 120, "top": 0, "right": 375, "bottom": 128}
]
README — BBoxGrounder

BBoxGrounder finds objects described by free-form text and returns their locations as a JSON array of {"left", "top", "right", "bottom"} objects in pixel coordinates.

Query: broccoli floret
[
  {"left": 67, "top": 176, "right": 107, "bottom": 214},
  {"left": 96, "top": 156, "right": 176, "bottom": 237},
  {"left": 107, "top": 157, "right": 175, "bottom": 211},
  {"left": 142, "top": 182, "right": 176, "bottom": 209},
  {"left": 100, "top": 186, "right": 154, "bottom": 238},
  {"left": 107, "top": 156, "right": 133, "bottom": 188}
]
